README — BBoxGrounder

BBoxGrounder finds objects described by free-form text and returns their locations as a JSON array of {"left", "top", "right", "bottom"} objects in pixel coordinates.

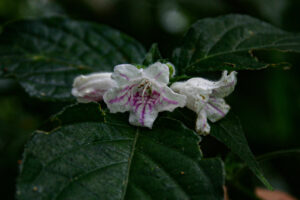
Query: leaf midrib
[
  {"left": 121, "top": 128, "right": 140, "bottom": 199},
  {"left": 217, "top": 122, "right": 272, "bottom": 189},
  {"left": 187, "top": 43, "right": 300, "bottom": 70}
]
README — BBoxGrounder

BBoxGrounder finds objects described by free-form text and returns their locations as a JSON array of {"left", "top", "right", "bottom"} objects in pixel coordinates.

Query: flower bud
[{"left": 72, "top": 72, "right": 117, "bottom": 103}]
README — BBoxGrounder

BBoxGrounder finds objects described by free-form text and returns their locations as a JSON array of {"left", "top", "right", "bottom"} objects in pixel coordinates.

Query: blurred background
[{"left": 0, "top": 0, "right": 299, "bottom": 199}]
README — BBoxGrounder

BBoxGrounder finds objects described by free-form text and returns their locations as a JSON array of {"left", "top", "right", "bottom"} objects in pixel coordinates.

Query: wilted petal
[
  {"left": 175, "top": 71, "right": 237, "bottom": 98},
  {"left": 205, "top": 98, "right": 230, "bottom": 122},
  {"left": 112, "top": 64, "right": 142, "bottom": 86},
  {"left": 171, "top": 81, "right": 210, "bottom": 113},
  {"left": 196, "top": 110, "right": 210, "bottom": 135},
  {"left": 144, "top": 62, "right": 169, "bottom": 85},
  {"left": 211, "top": 71, "right": 237, "bottom": 98},
  {"left": 171, "top": 70, "right": 237, "bottom": 135},
  {"left": 72, "top": 72, "right": 116, "bottom": 103}
]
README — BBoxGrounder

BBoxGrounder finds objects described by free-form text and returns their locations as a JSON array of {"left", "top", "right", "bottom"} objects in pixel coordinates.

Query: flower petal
[
  {"left": 129, "top": 103, "right": 159, "bottom": 128},
  {"left": 128, "top": 85, "right": 185, "bottom": 128},
  {"left": 156, "top": 86, "right": 186, "bottom": 112},
  {"left": 176, "top": 71, "right": 237, "bottom": 98},
  {"left": 171, "top": 81, "right": 210, "bottom": 113},
  {"left": 212, "top": 71, "right": 237, "bottom": 98},
  {"left": 205, "top": 98, "right": 230, "bottom": 122},
  {"left": 112, "top": 64, "right": 142, "bottom": 86},
  {"left": 103, "top": 83, "right": 137, "bottom": 113},
  {"left": 144, "top": 62, "right": 169, "bottom": 85},
  {"left": 128, "top": 88, "right": 161, "bottom": 128},
  {"left": 196, "top": 110, "right": 210, "bottom": 135},
  {"left": 72, "top": 72, "right": 116, "bottom": 103}
]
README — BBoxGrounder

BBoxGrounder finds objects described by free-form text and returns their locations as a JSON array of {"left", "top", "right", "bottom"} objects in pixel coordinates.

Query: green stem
[
  {"left": 229, "top": 149, "right": 300, "bottom": 185},
  {"left": 256, "top": 149, "right": 300, "bottom": 162}
]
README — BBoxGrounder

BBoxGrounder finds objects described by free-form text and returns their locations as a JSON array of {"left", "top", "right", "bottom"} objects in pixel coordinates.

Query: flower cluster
[{"left": 72, "top": 62, "right": 237, "bottom": 134}]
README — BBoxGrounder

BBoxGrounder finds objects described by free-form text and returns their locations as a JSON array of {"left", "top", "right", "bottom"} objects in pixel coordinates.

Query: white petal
[
  {"left": 212, "top": 71, "right": 237, "bottom": 98},
  {"left": 72, "top": 72, "right": 116, "bottom": 103},
  {"left": 171, "top": 81, "right": 210, "bottom": 113},
  {"left": 180, "top": 77, "right": 217, "bottom": 91},
  {"left": 195, "top": 110, "right": 211, "bottom": 135},
  {"left": 112, "top": 64, "right": 142, "bottom": 86},
  {"left": 170, "top": 81, "right": 184, "bottom": 93},
  {"left": 127, "top": 85, "right": 185, "bottom": 128},
  {"left": 144, "top": 62, "right": 169, "bottom": 85},
  {"left": 103, "top": 84, "right": 136, "bottom": 113},
  {"left": 155, "top": 86, "right": 186, "bottom": 112},
  {"left": 129, "top": 104, "right": 159, "bottom": 128},
  {"left": 176, "top": 71, "right": 237, "bottom": 98},
  {"left": 205, "top": 98, "right": 230, "bottom": 122}
]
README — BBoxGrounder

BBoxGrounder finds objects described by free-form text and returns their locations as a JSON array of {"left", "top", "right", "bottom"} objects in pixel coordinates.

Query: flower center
[{"left": 138, "top": 79, "right": 153, "bottom": 99}]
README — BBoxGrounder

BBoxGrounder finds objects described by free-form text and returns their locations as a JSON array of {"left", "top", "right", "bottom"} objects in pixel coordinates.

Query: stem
[
  {"left": 257, "top": 149, "right": 300, "bottom": 162},
  {"left": 230, "top": 149, "right": 300, "bottom": 184}
]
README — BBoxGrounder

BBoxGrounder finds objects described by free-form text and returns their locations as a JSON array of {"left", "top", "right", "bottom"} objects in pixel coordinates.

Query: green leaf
[
  {"left": 210, "top": 113, "right": 272, "bottom": 190},
  {"left": 142, "top": 43, "right": 163, "bottom": 66},
  {"left": 17, "top": 103, "right": 225, "bottom": 200},
  {"left": 0, "top": 17, "right": 146, "bottom": 101},
  {"left": 173, "top": 14, "right": 300, "bottom": 75},
  {"left": 164, "top": 108, "right": 272, "bottom": 189}
]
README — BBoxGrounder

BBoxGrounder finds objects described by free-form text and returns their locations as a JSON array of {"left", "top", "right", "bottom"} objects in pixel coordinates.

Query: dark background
[{"left": 0, "top": 0, "right": 299, "bottom": 199}]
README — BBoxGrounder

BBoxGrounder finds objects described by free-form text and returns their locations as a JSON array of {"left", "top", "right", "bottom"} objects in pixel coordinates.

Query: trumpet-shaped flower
[
  {"left": 72, "top": 72, "right": 117, "bottom": 103},
  {"left": 103, "top": 62, "right": 186, "bottom": 128},
  {"left": 171, "top": 71, "right": 237, "bottom": 135}
]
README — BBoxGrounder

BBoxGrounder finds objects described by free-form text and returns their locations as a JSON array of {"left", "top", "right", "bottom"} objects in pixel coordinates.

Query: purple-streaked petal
[
  {"left": 112, "top": 64, "right": 142, "bottom": 86},
  {"left": 155, "top": 86, "right": 186, "bottom": 112},
  {"left": 128, "top": 91, "right": 160, "bottom": 128},
  {"left": 144, "top": 62, "right": 169, "bottom": 85},
  {"left": 206, "top": 98, "right": 230, "bottom": 122},
  {"left": 128, "top": 85, "right": 185, "bottom": 128},
  {"left": 103, "top": 84, "right": 137, "bottom": 113}
]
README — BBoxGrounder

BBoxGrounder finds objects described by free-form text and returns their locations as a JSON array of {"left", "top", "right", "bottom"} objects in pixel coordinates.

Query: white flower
[
  {"left": 171, "top": 71, "right": 237, "bottom": 135},
  {"left": 103, "top": 62, "right": 186, "bottom": 128},
  {"left": 72, "top": 72, "right": 117, "bottom": 103}
]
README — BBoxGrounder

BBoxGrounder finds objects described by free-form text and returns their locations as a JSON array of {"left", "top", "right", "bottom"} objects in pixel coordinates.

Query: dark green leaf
[
  {"left": 210, "top": 113, "right": 272, "bottom": 189},
  {"left": 164, "top": 108, "right": 272, "bottom": 189},
  {"left": 173, "top": 14, "right": 300, "bottom": 75},
  {"left": 17, "top": 103, "right": 225, "bottom": 200},
  {"left": 0, "top": 17, "right": 146, "bottom": 101},
  {"left": 142, "top": 43, "right": 163, "bottom": 66}
]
